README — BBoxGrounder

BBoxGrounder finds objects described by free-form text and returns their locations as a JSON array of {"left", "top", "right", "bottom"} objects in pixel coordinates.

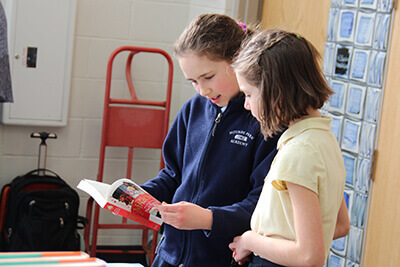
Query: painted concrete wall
[{"left": 0, "top": 0, "right": 237, "bottom": 245}]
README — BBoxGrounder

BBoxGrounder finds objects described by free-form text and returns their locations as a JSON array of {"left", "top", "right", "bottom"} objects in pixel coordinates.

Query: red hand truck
[{"left": 84, "top": 46, "right": 173, "bottom": 265}]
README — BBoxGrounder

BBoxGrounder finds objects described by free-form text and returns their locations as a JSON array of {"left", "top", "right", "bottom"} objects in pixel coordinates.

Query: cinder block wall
[{"left": 0, "top": 0, "right": 236, "bottom": 246}]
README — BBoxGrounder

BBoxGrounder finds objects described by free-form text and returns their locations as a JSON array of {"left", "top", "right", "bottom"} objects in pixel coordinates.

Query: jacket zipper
[
  {"left": 212, "top": 112, "right": 222, "bottom": 136},
  {"left": 192, "top": 109, "right": 223, "bottom": 203}
]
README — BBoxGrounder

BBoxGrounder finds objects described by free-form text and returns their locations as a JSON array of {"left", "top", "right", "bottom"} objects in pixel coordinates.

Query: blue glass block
[{"left": 340, "top": 11, "right": 355, "bottom": 38}]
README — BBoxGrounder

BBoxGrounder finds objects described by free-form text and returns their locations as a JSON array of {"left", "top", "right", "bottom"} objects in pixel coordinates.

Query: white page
[{"left": 77, "top": 179, "right": 109, "bottom": 207}]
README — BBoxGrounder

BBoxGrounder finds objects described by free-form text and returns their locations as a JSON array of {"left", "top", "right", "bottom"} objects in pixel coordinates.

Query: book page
[{"left": 77, "top": 179, "right": 109, "bottom": 207}]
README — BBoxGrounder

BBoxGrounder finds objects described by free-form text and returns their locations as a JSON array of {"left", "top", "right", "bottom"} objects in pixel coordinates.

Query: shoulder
[
  {"left": 280, "top": 137, "right": 322, "bottom": 161},
  {"left": 179, "top": 94, "right": 210, "bottom": 114},
  {"left": 273, "top": 139, "right": 326, "bottom": 183},
  {"left": 271, "top": 141, "right": 323, "bottom": 192}
]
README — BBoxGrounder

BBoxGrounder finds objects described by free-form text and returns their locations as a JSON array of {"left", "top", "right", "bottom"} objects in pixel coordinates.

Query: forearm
[
  {"left": 200, "top": 207, "right": 213, "bottom": 230},
  {"left": 333, "top": 197, "right": 350, "bottom": 239},
  {"left": 242, "top": 231, "right": 325, "bottom": 267},
  {"left": 141, "top": 173, "right": 177, "bottom": 203}
]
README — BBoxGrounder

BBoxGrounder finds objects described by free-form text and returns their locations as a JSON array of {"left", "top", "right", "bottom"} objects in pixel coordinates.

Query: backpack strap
[
  {"left": 23, "top": 169, "right": 61, "bottom": 179},
  {"left": 0, "top": 185, "right": 10, "bottom": 232}
]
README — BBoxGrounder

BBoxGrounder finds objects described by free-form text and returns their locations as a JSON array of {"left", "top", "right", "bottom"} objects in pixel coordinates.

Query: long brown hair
[{"left": 233, "top": 29, "right": 333, "bottom": 137}]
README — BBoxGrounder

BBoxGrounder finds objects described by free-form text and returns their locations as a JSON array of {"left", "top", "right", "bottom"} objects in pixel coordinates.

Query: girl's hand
[
  {"left": 156, "top": 201, "right": 213, "bottom": 230},
  {"left": 229, "top": 231, "right": 254, "bottom": 264}
]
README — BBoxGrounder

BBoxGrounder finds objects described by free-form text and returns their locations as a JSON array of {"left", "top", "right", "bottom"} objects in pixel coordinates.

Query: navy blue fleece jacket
[{"left": 141, "top": 94, "right": 280, "bottom": 266}]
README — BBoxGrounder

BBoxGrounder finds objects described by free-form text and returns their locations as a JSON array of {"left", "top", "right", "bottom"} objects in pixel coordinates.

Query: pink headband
[{"left": 237, "top": 21, "right": 248, "bottom": 34}]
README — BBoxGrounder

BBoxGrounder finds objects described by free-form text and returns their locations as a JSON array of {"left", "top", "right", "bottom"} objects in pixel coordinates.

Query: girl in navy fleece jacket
[{"left": 141, "top": 14, "right": 281, "bottom": 267}]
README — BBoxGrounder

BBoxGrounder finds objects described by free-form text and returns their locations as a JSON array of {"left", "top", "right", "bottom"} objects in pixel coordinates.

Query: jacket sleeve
[
  {"left": 140, "top": 106, "right": 188, "bottom": 204},
  {"left": 206, "top": 133, "right": 280, "bottom": 238}
]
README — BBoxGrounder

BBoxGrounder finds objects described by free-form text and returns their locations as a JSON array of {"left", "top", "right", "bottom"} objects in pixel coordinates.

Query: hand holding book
[{"left": 156, "top": 201, "right": 213, "bottom": 230}]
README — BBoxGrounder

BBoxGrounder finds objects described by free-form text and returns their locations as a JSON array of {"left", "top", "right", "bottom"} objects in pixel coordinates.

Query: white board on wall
[{"left": 1, "top": 0, "right": 76, "bottom": 126}]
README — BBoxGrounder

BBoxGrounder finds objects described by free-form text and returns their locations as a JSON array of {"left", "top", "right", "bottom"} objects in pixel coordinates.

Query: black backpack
[{"left": 0, "top": 169, "right": 85, "bottom": 251}]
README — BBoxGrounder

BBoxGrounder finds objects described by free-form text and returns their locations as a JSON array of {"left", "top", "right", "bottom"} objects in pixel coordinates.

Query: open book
[{"left": 77, "top": 178, "right": 162, "bottom": 231}]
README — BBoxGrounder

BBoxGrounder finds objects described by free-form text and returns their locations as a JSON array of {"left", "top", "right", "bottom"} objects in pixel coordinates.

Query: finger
[
  {"left": 156, "top": 205, "right": 165, "bottom": 213},
  {"left": 158, "top": 213, "right": 175, "bottom": 225},
  {"left": 158, "top": 207, "right": 176, "bottom": 217},
  {"left": 159, "top": 203, "right": 178, "bottom": 213},
  {"left": 156, "top": 202, "right": 169, "bottom": 212}
]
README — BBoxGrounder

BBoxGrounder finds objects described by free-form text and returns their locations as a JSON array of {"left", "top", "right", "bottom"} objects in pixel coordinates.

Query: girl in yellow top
[{"left": 229, "top": 29, "right": 350, "bottom": 266}]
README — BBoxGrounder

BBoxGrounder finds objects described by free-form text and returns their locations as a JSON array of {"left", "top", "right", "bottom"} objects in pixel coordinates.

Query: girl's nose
[{"left": 198, "top": 86, "right": 212, "bottom": 97}]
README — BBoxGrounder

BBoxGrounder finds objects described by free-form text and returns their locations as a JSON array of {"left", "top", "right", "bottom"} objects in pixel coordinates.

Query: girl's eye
[
  {"left": 245, "top": 94, "right": 251, "bottom": 98},
  {"left": 204, "top": 75, "right": 214, "bottom": 80}
]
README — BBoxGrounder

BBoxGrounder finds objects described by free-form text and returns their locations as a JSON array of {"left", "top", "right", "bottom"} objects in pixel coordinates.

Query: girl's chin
[{"left": 216, "top": 101, "right": 229, "bottom": 107}]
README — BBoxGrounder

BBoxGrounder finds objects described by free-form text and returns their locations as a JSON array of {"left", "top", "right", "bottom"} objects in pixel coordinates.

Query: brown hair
[
  {"left": 233, "top": 29, "right": 333, "bottom": 137},
  {"left": 174, "top": 14, "right": 253, "bottom": 63}
]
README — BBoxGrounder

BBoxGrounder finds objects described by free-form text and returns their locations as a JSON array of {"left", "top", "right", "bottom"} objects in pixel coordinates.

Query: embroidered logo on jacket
[{"left": 229, "top": 130, "right": 254, "bottom": 147}]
